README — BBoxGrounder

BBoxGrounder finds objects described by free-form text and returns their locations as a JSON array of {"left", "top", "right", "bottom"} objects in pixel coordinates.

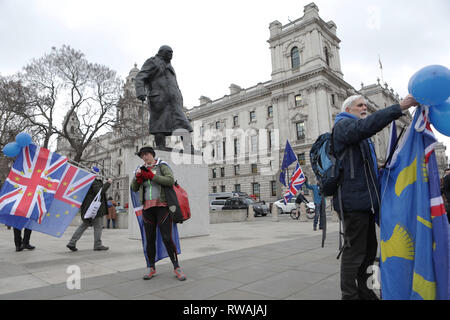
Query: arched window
[
  {"left": 291, "top": 47, "right": 300, "bottom": 68},
  {"left": 324, "top": 47, "right": 330, "bottom": 66}
]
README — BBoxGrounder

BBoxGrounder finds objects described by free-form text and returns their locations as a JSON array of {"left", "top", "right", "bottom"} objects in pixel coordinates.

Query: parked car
[
  {"left": 273, "top": 197, "right": 297, "bottom": 214},
  {"left": 273, "top": 198, "right": 315, "bottom": 218},
  {"left": 222, "top": 197, "right": 269, "bottom": 216},
  {"left": 210, "top": 199, "right": 226, "bottom": 211},
  {"left": 208, "top": 191, "right": 248, "bottom": 204}
]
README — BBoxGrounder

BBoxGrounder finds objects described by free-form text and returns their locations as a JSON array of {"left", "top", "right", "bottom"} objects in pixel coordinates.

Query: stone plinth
[
  {"left": 127, "top": 149, "right": 210, "bottom": 239},
  {"left": 210, "top": 209, "right": 247, "bottom": 224}
]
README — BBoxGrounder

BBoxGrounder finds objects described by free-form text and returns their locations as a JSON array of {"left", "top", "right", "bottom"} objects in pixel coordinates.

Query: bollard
[
  {"left": 247, "top": 205, "right": 255, "bottom": 221},
  {"left": 272, "top": 206, "right": 279, "bottom": 222}
]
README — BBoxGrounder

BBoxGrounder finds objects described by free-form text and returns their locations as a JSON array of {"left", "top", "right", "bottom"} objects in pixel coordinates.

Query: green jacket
[
  {"left": 130, "top": 160, "right": 174, "bottom": 204},
  {"left": 80, "top": 179, "right": 111, "bottom": 221}
]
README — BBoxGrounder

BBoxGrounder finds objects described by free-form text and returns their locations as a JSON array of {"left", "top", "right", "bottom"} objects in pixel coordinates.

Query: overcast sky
[{"left": 1, "top": 0, "right": 449, "bottom": 157}]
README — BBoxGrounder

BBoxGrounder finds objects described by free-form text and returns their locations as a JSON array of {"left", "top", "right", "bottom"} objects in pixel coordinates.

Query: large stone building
[{"left": 57, "top": 2, "right": 447, "bottom": 206}]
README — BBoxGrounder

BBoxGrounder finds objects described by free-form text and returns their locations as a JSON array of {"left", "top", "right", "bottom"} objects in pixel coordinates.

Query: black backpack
[{"left": 309, "top": 128, "right": 350, "bottom": 197}]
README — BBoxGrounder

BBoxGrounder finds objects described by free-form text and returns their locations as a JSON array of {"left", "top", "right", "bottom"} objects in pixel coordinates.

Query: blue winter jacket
[
  {"left": 332, "top": 104, "right": 403, "bottom": 214},
  {"left": 305, "top": 181, "right": 322, "bottom": 204}
]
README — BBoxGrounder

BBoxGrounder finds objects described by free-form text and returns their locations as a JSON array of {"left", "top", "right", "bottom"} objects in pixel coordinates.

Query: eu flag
[
  {"left": 25, "top": 164, "right": 96, "bottom": 237},
  {"left": 279, "top": 140, "right": 297, "bottom": 186},
  {"left": 379, "top": 106, "right": 449, "bottom": 300},
  {"left": 0, "top": 144, "right": 68, "bottom": 229}
]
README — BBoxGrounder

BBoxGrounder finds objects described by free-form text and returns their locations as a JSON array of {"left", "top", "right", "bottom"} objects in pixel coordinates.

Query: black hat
[{"left": 136, "top": 146, "right": 155, "bottom": 157}]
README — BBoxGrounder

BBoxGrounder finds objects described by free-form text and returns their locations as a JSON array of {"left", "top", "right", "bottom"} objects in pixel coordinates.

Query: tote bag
[{"left": 84, "top": 189, "right": 102, "bottom": 219}]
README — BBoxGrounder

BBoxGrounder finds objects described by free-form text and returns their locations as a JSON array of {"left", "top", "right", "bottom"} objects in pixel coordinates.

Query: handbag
[
  {"left": 165, "top": 181, "right": 191, "bottom": 223},
  {"left": 84, "top": 189, "right": 102, "bottom": 219}
]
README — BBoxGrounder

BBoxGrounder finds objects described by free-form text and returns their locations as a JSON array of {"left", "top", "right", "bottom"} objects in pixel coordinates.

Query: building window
[
  {"left": 234, "top": 184, "right": 241, "bottom": 193},
  {"left": 220, "top": 167, "right": 225, "bottom": 177},
  {"left": 234, "top": 164, "right": 240, "bottom": 176},
  {"left": 331, "top": 94, "right": 336, "bottom": 106},
  {"left": 233, "top": 115, "right": 239, "bottom": 127},
  {"left": 252, "top": 183, "right": 260, "bottom": 197},
  {"left": 270, "top": 181, "right": 277, "bottom": 197},
  {"left": 291, "top": 46, "right": 300, "bottom": 68},
  {"left": 249, "top": 111, "right": 256, "bottom": 122},
  {"left": 251, "top": 164, "right": 258, "bottom": 174},
  {"left": 268, "top": 130, "right": 274, "bottom": 150},
  {"left": 117, "top": 164, "right": 121, "bottom": 175},
  {"left": 212, "top": 168, "right": 217, "bottom": 178},
  {"left": 267, "top": 106, "right": 273, "bottom": 118},
  {"left": 221, "top": 185, "right": 226, "bottom": 192},
  {"left": 296, "top": 121, "right": 305, "bottom": 140},
  {"left": 215, "top": 121, "right": 220, "bottom": 130},
  {"left": 119, "top": 148, "right": 122, "bottom": 156},
  {"left": 222, "top": 140, "right": 226, "bottom": 158},
  {"left": 234, "top": 138, "right": 239, "bottom": 156},
  {"left": 251, "top": 135, "right": 258, "bottom": 153},
  {"left": 212, "top": 186, "right": 217, "bottom": 193},
  {"left": 295, "top": 94, "right": 303, "bottom": 107},
  {"left": 116, "top": 182, "right": 120, "bottom": 189},
  {"left": 324, "top": 47, "right": 330, "bottom": 66},
  {"left": 297, "top": 153, "right": 306, "bottom": 165}
]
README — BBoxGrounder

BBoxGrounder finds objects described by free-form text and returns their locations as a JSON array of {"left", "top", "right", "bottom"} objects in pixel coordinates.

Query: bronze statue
[{"left": 135, "top": 45, "right": 193, "bottom": 150}]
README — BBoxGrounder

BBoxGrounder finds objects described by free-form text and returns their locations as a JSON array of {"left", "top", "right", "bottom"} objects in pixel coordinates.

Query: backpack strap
[{"left": 331, "top": 125, "right": 354, "bottom": 180}]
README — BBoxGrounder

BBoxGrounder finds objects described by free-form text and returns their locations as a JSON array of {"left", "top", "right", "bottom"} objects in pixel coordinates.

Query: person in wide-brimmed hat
[{"left": 131, "top": 146, "right": 186, "bottom": 281}]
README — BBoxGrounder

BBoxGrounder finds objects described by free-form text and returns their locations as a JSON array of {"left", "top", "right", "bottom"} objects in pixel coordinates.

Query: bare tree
[
  {"left": 0, "top": 75, "right": 40, "bottom": 181},
  {"left": 18, "top": 45, "right": 123, "bottom": 163}
]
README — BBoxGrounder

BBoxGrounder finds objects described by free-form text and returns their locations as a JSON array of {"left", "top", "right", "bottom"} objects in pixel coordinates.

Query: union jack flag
[
  {"left": 0, "top": 144, "right": 68, "bottom": 229},
  {"left": 26, "top": 163, "right": 96, "bottom": 237},
  {"left": 416, "top": 107, "right": 449, "bottom": 299},
  {"left": 283, "top": 162, "right": 306, "bottom": 204}
]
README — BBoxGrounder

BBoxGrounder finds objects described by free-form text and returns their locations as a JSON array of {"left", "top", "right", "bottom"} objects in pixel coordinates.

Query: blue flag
[
  {"left": 279, "top": 140, "right": 297, "bottom": 186},
  {"left": 0, "top": 144, "right": 68, "bottom": 229},
  {"left": 130, "top": 187, "right": 181, "bottom": 266},
  {"left": 25, "top": 164, "right": 96, "bottom": 237},
  {"left": 379, "top": 106, "right": 449, "bottom": 300}
]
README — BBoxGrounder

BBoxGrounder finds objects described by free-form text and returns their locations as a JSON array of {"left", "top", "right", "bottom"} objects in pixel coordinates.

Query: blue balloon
[
  {"left": 2, "top": 142, "right": 22, "bottom": 157},
  {"left": 408, "top": 65, "right": 450, "bottom": 106},
  {"left": 429, "top": 98, "right": 450, "bottom": 137},
  {"left": 15, "top": 132, "right": 32, "bottom": 147}
]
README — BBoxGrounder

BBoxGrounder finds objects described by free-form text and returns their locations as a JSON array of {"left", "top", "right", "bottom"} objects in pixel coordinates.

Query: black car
[{"left": 222, "top": 197, "right": 269, "bottom": 217}]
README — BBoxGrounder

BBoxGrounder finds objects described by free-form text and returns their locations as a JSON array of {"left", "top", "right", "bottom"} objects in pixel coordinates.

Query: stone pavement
[{"left": 0, "top": 214, "right": 343, "bottom": 300}]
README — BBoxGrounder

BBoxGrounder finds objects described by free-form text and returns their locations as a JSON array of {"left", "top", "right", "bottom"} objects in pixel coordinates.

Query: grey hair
[{"left": 341, "top": 95, "right": 366, "bottom": 112}]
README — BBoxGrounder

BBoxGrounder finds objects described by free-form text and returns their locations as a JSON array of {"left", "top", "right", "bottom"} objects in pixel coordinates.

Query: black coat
[
  {"left": 135, "top": 56, "right": 193, "bottom": 135},
  {"left": 80, "top": 179, "right": 111, "bottom": 221},
  {"left": 332, "top": 104, "right": 403, "bottom": 214}
]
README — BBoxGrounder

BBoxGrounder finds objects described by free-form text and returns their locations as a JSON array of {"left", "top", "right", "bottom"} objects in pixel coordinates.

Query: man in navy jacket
[{"left": 333, "top": 93, "right": 417, "bottom": 300}]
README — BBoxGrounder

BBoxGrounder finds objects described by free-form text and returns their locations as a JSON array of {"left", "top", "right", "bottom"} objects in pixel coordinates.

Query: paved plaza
[{"left": 0, "top": 214, "right": 345, "bottom": 300}]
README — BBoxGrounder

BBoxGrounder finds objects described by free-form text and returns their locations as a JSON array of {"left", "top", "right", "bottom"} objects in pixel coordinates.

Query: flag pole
[
  {"left": 378, "top": 54, "right": 384, "bottom": 84},
  {"left": 66, "top": 159, "right": 113, "bottom": 180}
]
